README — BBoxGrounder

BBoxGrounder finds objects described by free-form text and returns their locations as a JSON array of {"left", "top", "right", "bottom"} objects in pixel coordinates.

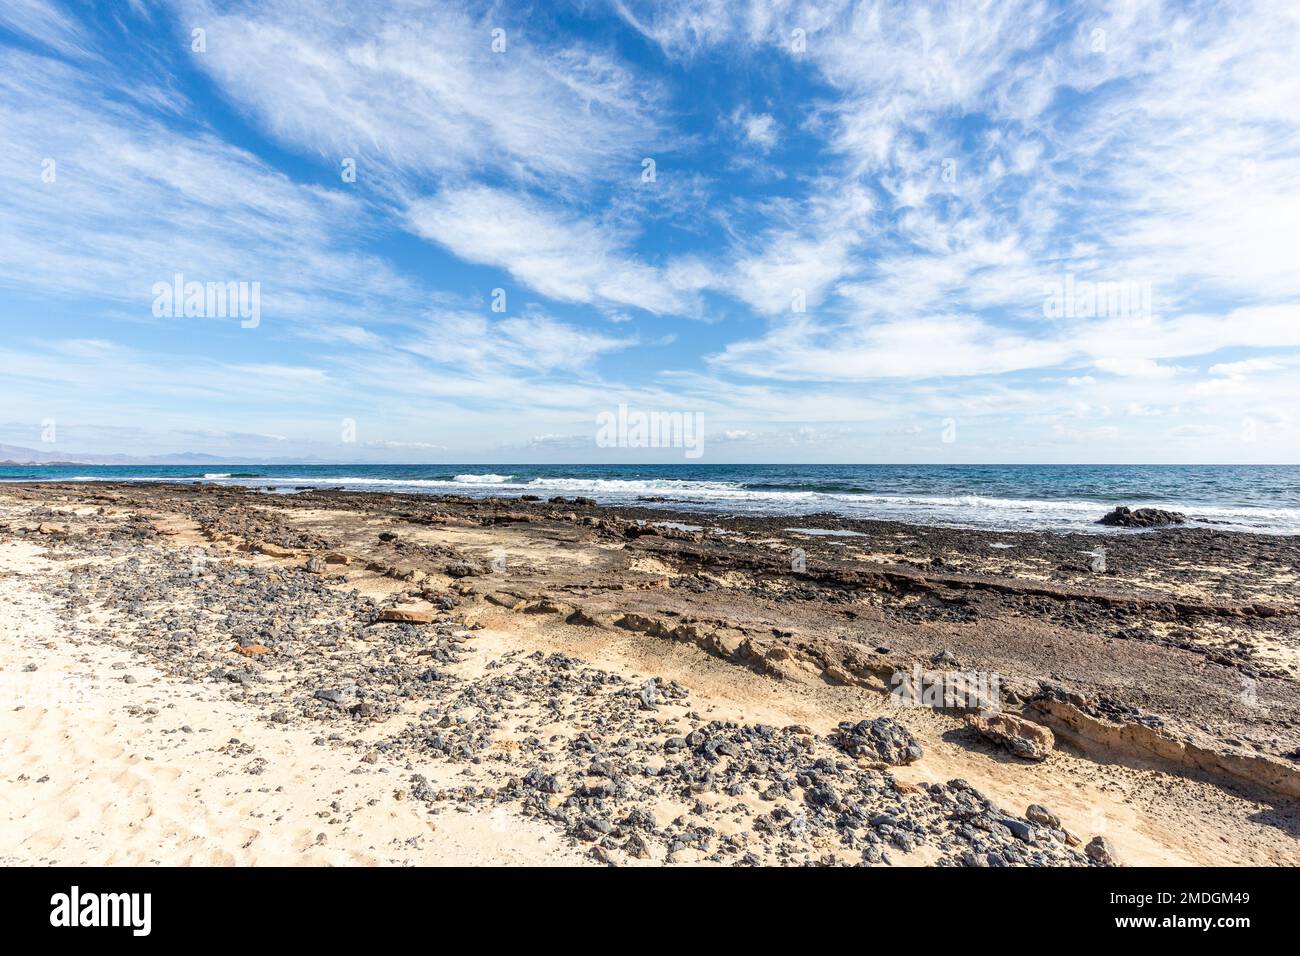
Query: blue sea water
[{"left": 2, "top": 463, "right": 1298, "bottom": 534}]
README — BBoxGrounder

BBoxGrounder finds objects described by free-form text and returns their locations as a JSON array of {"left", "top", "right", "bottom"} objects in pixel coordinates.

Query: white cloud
[
  {"left": 735, "top": 109, "right": 778, "bottom": 150},
  {"left": 696, "top": 0, "right": 1300, "bottom": 422},
  {"left": 400, "top": 309, "right": 635, "bottom": 374},
  {"left": 0, "top": 0, "right": 93, "bottom": 57},
  {"left": 712, "top": 314, "right": 1069, "bottom": 381},
  {"left": 406, "top": 185, "right": 704, "bottom": 314},
  {"left": 0, "top": 48, "right": 423, "bottom": 331},
  {"left": 174, "top": 0, "right": 665, "bottom": 187},
  {"left": 6, "top": 0, "right": 1300, "bottom": 462},
  {"left": 1092, "top": 358, "right": 1181, "bottom": 379},
  {"left": 1208, "top": 358, "right": 1285, "bottom": 377},
  {"left": 612, "top": 0, "right": 739, "bottom": 59},
  {"left": 723, "top": 182, "right": 874, "bottom": 314}
]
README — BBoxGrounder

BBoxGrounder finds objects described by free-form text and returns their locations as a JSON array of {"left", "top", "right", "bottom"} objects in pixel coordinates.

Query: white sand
[
  {"left": 0, "top": 539, "right": 587, "bottom": 866},
  {"left": 2, "top": 512, "right": 1292, "bottom": 867}
]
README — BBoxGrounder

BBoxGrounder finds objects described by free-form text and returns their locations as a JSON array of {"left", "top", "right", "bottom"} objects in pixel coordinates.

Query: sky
[{"left": 2, "top": 0, "right": 1300, "bottom": 464}]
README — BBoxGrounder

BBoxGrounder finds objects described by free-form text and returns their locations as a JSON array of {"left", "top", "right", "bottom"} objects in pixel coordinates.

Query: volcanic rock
[
  {"left": 1098, "top": 506, "right": 1186, "bottom": 528},
  {"left": 831, "top": 717, "right": 924, "bottom": 765}
]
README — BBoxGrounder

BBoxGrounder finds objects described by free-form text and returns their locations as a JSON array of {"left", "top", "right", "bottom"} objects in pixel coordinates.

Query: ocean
[{"left": 4, "top": 463, "right": 1299, "bottom": 535}]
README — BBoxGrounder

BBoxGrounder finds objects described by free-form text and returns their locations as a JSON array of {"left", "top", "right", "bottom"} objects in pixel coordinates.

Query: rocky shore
[{"left": 2, "top": 481, "right": 1297, "bottom": 866}]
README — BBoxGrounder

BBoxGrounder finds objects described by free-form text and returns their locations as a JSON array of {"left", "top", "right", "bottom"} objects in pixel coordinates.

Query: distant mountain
[
  {"left": 0, "top": 443, "right": 110, "bottom": 464},
  {"left": 0, "top": 444, "right": 329, "bottom": 466}
]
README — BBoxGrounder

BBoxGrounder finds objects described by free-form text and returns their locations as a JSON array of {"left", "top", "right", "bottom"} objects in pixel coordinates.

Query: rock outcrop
[
  {"left": 967, "top": 713, "right": 1055, "bottom": 761},
  {"left": 1098, "top": 506, "right": 1186, "bottom": 528}
]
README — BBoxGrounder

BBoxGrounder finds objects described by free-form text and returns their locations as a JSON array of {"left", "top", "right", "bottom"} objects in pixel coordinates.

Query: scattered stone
[
  {"left": 3, "top": 484, "right": 1114, "bottom": 869},
  {"left": 377, "top": 606, "right": 435, "bottom": 624},
  {"left": 314, "top": 686, "right": 359, "bottom": 706},
  {"left": 625, "top": 832, "right": 650, "bottom": 859},
  {"left": 638, "top": 678, "right": 658, "bottom": 710},
  {"left": 1085, "top": 835, "right": 1119, "bottom": 866},
  {"left": 1026, "top": 804, "right": 1061, "bottom": 829},
  {"left": 255, "top": 542, "right": 296, "bottom": 558},
  {"left": 999, "top": 818, "right": 1035, "bottom": 842},
  {"left": 445, "top": 561, "right": 484, "bottom": 578},
  {"left": 831, "top": 717, "right": 924, "bottom": 765}
]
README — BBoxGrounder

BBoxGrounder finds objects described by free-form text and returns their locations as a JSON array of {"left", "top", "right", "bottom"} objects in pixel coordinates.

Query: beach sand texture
[{"left": 2, "top": 482, "right": 1298, "bottom": 866}]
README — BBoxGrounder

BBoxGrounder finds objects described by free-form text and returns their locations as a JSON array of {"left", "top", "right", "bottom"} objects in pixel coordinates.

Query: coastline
[
  {"left": 5, "top": 463, "right": 1300, "bottom": 535},
  {"left": 2, "top": 480, "right": 1297, "bottom": 866}
]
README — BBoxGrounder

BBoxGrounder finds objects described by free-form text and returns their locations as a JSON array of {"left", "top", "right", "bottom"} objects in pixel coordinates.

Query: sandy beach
[{"left": 2, "top": 481, "right": 1297, "bottom": 867}]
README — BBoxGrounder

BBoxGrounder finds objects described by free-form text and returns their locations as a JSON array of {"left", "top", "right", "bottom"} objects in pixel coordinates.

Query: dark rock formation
[{"left": 1098, "top": 506, "right": 1186, "bottom": 528}]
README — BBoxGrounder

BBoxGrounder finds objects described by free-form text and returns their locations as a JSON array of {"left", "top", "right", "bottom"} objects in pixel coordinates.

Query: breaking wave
[{"left": 8, "top": 465, "right": 1300, "bottom": 534}]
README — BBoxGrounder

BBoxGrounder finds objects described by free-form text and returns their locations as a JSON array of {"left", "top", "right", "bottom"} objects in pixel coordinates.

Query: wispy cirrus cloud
[
  {"left": 406, "top": 185, "right": 709, "bottom": 315},
  {"left": 174, "top": 0, "right": 666, "bottom": 187},
  {"left": 0, "top": 45, "right": 420, "bottom": 330},
  {"left": 3, "top": 0, "right": 1300, "bottom": 462},
  {"left": 0, "top": 0, "right": 93, "bottom": 57},
  {"left": 400, "top": 309, "right": 637, "bottom": 374},
  {"left": 675, "top": 0, "right": 1300, "bottom": 405}
]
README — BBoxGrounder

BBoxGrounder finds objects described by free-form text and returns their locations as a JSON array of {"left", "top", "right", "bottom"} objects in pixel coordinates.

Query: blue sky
[{"left": 2, "top": 0, "right": 1300, "bottom": 463}]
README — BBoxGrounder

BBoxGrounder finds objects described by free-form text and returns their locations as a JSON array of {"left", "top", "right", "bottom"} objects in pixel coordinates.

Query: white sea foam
[
  {"left": 15, "top": 472, "right": 1300, "bottom": 534},
  {"left": 452, "top": 473, "right": 513, "bottom": 484},
  {"left": 784, "top": 527, "right": 868, "bottom": 537}
]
